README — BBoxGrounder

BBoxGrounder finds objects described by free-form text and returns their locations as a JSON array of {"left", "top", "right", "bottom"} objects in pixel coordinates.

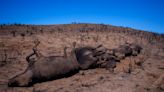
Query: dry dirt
[{"left": 0, "top": 24, "right": 163, "bottom": 92}]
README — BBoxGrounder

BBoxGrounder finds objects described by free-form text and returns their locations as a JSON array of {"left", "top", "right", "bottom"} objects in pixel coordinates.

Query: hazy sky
[{"left": 0, "top": 0, "right": 164, "bottom": 33}]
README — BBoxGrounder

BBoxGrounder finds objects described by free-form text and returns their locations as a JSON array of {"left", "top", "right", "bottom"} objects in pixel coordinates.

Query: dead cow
[
  {"left": 8, "top": 42, "right": 142, "bottom": 87},
  {"left": 113, "top": 43, "right": 142, "bottom": 59},
  {"left": 8, "top": 43, "right": 100, "bottom": 87},
  {"left": 8, "top": 46, "right": 80, "bottom": 87}
]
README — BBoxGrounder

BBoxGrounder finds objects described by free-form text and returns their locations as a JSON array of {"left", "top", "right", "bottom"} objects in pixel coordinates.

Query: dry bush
[{"left": 0, "top": 42, "right": 20, "bottom": 67}]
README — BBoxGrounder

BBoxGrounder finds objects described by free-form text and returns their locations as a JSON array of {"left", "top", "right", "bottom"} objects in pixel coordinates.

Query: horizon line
[{"left": 0, "top": 22, "right": 163, "bottom": 34}]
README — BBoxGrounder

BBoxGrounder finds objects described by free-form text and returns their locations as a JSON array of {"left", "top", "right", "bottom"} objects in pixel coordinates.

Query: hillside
[{"left": 0, "top": 24, "right": 163, "bottom": 92}]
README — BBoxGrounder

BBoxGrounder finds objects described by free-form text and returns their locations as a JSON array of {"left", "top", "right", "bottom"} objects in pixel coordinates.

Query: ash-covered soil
[{"left": 0, "top": 24, "right": 163, "bottom": 92}]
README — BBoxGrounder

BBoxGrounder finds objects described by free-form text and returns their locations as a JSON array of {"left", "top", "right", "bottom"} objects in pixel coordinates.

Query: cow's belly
[{"left": 32, "top": 57, "right": 77, "bottom": 79}]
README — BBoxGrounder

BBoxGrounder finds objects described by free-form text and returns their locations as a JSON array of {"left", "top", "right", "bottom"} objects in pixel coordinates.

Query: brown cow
[
  {"left": 8, "top": 42, "right": 101, "bottom": 87},
  {"left": 8, "top": 46, "right": 80, "bottom": 87}
]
